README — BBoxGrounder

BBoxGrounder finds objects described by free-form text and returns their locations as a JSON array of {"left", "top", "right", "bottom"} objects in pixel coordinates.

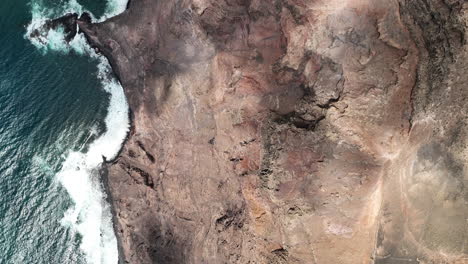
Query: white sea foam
[
  {"left": 26, "top": 0, "right": 130, "bottom": 263},
  {"left": 58, "top": 55, "right": 129, "bottom": 264},
  {"left": 100, "top": 0, "right": 129, "bottom": 21}
]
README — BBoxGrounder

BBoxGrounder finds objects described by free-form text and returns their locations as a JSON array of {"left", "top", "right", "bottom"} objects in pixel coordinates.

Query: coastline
[
  {"left": 75, "top": 6, "right": 134, "bottom": 264},
  {"left": 99, "top": 160, "right": 125, "bottom": 264},
  {"left": 99, "top": 109, "right": 135, "bottom": 264},
  {"left": 24, "top": 0, "right": 134, "bottom": 263}
]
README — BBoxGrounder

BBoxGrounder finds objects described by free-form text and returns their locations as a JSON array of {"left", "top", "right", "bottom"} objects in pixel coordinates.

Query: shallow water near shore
[{"left": 0, "top": 0, "right": 128, "bottom": 263}]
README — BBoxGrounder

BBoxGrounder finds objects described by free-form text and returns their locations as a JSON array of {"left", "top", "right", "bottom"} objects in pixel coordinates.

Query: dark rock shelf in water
[{"left": 29, "top": 13, "right": 78, "bottom": 43}]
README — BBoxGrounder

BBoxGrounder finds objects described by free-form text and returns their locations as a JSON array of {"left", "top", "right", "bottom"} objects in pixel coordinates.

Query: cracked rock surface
[{"left": 76, "top": 0, "right": 467, "bottom": 263}]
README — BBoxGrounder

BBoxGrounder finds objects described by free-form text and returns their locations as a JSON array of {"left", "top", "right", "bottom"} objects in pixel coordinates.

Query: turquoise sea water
[{"left": 0, "top": 0, "right": 128, "bottom": 263}]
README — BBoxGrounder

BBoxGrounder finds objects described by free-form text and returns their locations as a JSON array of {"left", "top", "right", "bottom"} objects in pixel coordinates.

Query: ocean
[{"left": 0, "top": 0, "right": 129, "bottom": 263}]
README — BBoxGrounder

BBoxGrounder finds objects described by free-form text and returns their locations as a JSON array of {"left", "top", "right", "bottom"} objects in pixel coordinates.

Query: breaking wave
[
  {"left": 25, "top": 0, "right": 129, "bottom": 263},
  {"left": 101, "top": 0, "right": 128, "bottom": 21}
]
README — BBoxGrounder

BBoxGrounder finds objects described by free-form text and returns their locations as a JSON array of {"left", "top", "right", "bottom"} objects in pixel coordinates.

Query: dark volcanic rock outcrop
[
  {"left": 75, "top": 0, "right": 467, "bottom": 263},
  {"left": 30, "top": 13, "right": 79, "bottom": 43}
]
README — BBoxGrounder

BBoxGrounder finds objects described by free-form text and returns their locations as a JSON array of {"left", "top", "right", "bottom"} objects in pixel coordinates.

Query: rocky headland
[{"left": 50, "top": 0, "right": 468, "bottom": 263}]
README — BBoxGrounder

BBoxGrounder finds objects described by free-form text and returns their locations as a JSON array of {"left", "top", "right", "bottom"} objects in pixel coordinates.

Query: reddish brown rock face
[{"left": 78, "top": 0, "right": 467, "bottom": 263}]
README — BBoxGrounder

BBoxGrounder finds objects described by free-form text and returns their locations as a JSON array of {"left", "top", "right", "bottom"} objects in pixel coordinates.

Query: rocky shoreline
[
  {"left": 48, "top": 0, "right": 467, "bottom": 263},
  {"left": 99, "top": 159, "right": 126, "bottom": 264}
]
